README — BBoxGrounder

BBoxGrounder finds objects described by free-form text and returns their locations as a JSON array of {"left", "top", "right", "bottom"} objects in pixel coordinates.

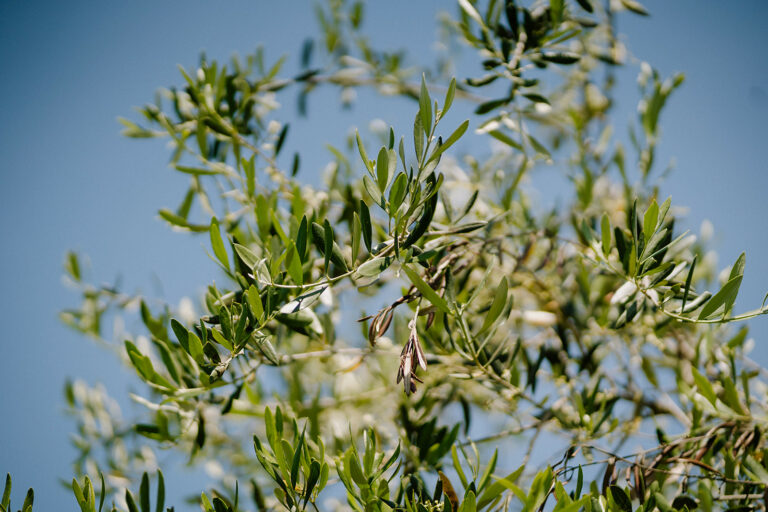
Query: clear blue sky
[{"left": 1, "top": 1, "right": 768, "bottom": 509}]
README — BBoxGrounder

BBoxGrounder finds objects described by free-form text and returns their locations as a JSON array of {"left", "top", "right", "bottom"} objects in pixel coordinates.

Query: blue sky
[{"left": 1, "top": 0, "right": 768, "bottom": 509}]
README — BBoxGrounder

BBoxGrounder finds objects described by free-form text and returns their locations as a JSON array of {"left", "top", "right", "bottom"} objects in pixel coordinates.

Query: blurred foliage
[{"left": 12, "top": 0, "right": 768, "bottom": 510}]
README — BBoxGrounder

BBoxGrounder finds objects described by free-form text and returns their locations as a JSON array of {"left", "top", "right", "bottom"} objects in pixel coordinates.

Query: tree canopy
[{"left": 5, "top": 1, "right": 768, "bottom": 511}]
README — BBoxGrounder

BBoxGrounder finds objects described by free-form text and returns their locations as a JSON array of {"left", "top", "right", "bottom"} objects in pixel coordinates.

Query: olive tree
[{"left": 5, "top": 0, "right": 768, "bottom": 511}]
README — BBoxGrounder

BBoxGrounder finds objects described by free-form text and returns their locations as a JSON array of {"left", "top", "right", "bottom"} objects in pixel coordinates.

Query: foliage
[{"left": 10, "top": 0, "right": 768, "bottom": 511}]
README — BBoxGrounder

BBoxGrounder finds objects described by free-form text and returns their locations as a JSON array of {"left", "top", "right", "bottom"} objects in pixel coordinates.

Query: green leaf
[
  {"left": 490, "top": 472, "right": 526, "bottom": 503},
  {"left": 527, "top": 134, "right": 551, "bottom": 159},
  {"left": 195, "top": 410, "right": 206, "bottom": 451},
  {"left": 187, "top": 330, "right": 204, "bottom": 363},
  {"left": 209, "top": 218, "right": 230, "bottom": 270},
  {"left": 377, "top": 443, "right": 401, "bottom": 478},
  {"left": 643, "top": 200, "right": 659, "bottom": 241},
  {"left": 458, "top": 0, "right": 485, "bottom": 27},
  {"left": 279, "top": 287, "right": 327, "bottom": 314},
  {"left": 354, "top": 257, "right": 392, "bottom": 279},
  {"left": 523, "top": 93, "right": 549, "bottom": 105},
  {"left": 558, "top": 497, "right": 591, "bottom": 512},
  {"left": 419, "top": 74, "right": 432, "bottom": 136},
  {"left": 398, "top": 135, "right": 407, "bottom": 170},
  {"left": 656, "top": 196, "right": 671, "bottom": 222},
  {"left": 158, "top": 209, "right": 209, "bottom": 232},
  {"left": 722, "top": 376, "right": 746, "bottom": 415},
  {"left": 285, "top": 242, "right": 303, "bottom": 285},
  {"left": 347, "top": 452, "right": 366, "bottom": 486},
  {"left": 125, "top": 340, "right": 171, "bottom": 389},
  {"left": 540, "top": 51, "right": 580, "bottom": 64},
  {"left": 475, "top": 98, "right": 509, "bottom": 115},
  {"left": 139, "top": 473, "right": 150, "bottom": 512},
  {"left": 311, "top": 221, "right": 348, "bottom": 271},
  {"left": 427, "top": 120, "right": 469, "bottom": 164},
  {"left": 477, "top": 466, "right": 524, "bottom": 509},
  {"left": 443, "top": 77, "right": 457, "bottom": 115},
  {"left": 743, "top": 455, "right": 768, "bottom": 484},
  {"left": 233, "top": 243, "right": 259, "bottom": 271},
  {"left": 270, "top": 210, "right": 289, "bottom": 245},
  {"left": 729, "top": 252, "right": 746, "bottom": 281},
  {"left": 550, "top": 0, "right": 564, "bottom": 24},
  {"left": 488, "top": 130, "right": 523, "bottom": 151},
  {"left": 65, "top": 251, "right": 81, "bottom": 282},
  {"left": 3, "top": 474, "right": 11, "bottom": 511},
  {"left": 171, "top": 318, "right": 190, "bottom": 353},
  {"left": 118, "top": 117, "right": 158, "bottom": 138},
  {"left": 172, "top": 164, "right": 221, "bottom": 176},
  {"left": 601, "top": 214, "right": 611, "bottom": 256},
  {"left": 451, "top": 446, "right": 469, "bottom": 489},
  {"left": 20, "top": 488, "right": 33, "bottom": 512},
  {"left": 296, "top": 216, "right": 309, "bottom": 262},
  {"left": 210, "top": 326, "right": 234, "bottom": 352},
  {"left": 609, "top": 486, "right": 632, "bottom": 512},
  {"left": 291, "top": 428, "right": 306, "bottom": 487},
  {"left": 125, "top": 490, "right": 139, "bottom": 512},
  {"left": 176, "top": 187, "right": 195, "bottom": 219},
  {"left": 376, "top": 146, "right": 390, "bottom": 192},
  {"left": 620, "top": 0, "right": 649, "bottom": 15},
  {"left": 275, "top": 123, "right": 289, "bottom": 156},
  {"left": 389, "top": 172, "right": 408, "bottom": 212},
  {"left": 246, "top": 285, "right": 264, "bottom": 323},
  {"left": 253, "top": 334, "right": 280, "bottom": 365},
  {"left": 727, "top": 326, "right": 749, "bottom": 349},
  {"left": 477, "top": 449, "right": 498, "bottom": 492},
  {"left": 414, "top": 111, "right": 425, "bottom": 162},
  {"left": 681, "top": 256, "right": 697, "bottom": 313},
  {"left": 402, "top": 173, "right": 440, "bottom": 248},
  {"left": 200, "top": 492, "right": 214, "bottom": 512},
  {"left": 691, "top": 368, "right": 717, "bottom": 406},
  {"left": 355, "top": 130, "right": 373, "bottom": 175},
  {"left": 212, "top": 497, "right": 229, "bottom": 512},
  {"left": 98, "top": 473, "right": 106, "bottom": 512},
  {"left": 155, "top": 471, "right": 165, "bottom": 512},
  {"left": 641, "top": 227, "right": 668, "bottom": 262},
  {"left": 363, "top": 174, "right": 384, "bottom": 206},
  {"left": 304, "top": 461, "right": 321, "bottom": 506},
  {"left": 682, "top": 291, "right": 711, "bottom": 315},
  {"left": 402, "top": 264, "right": 451, "bottom": 314},
  {"left": 359, "top": 200, "right": 373, "bottom": 252},
  {"left": 459, "top": 490, "right": 476, "bottom": 512},
  {"left": 479, "top": 277, "right": 508, "bottom": 334},
  {"left": 73, "top": 478, "right": 86, "bottom": 510},
  {"left": 698, "top": 275, "right": 743, "bottom": 320},
  {"left": 724, "top": 252, "right": 746, "bottom": 316},
  {"left": 351, "top": 212, "right": 362, "bottom": 263},
  {"left": 323, "top": 220, "right": 333, "bottom": 273},
  {"left": 255, "top": 195, "right": 271, "bottom": 237}
]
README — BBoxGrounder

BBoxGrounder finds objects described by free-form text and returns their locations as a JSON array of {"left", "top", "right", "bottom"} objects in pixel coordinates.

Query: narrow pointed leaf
[
  {"left": 360, "top": 200, "right": 373, "bottom": 252},
  {"left": 427, "top": 120, "right": 469, "bottom": 164},
  {"left": 698, "top": 275, "right": 743, "bottom": 320},
  {"left": 601, "top": 214, "right": 611, "bottom": 256},
  {"left": 351, "top": 212, "right": 362, "bottom": 263},
  {"left": 355, "top": 130, "right": 373, "bottom": 174},
  {"left": 479, "top": 277, "right": 508, "bottom": 333},
  {"left": 419, "top": 74, "right": 432, "bottom": 136},
  {"left": 210, "top": 218, "right": 230, "bottom": 269},
  {"left": 279, "top": 286, "right": 327, "bottom": 314},
  {"left": 139, "top": 473, "right": 150, "bottom": 512},
  {"left": 376, "top": 146, "right": 390, "bottom": 191},
  {"left": 443, "top": 77, "right": 457, "bottom": 115},
  {"left": 403, "top": 264, "right": 451, "bottom": 314},
  {"left": 155, "top": 472, "right": 165, "bottom": 512}
]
